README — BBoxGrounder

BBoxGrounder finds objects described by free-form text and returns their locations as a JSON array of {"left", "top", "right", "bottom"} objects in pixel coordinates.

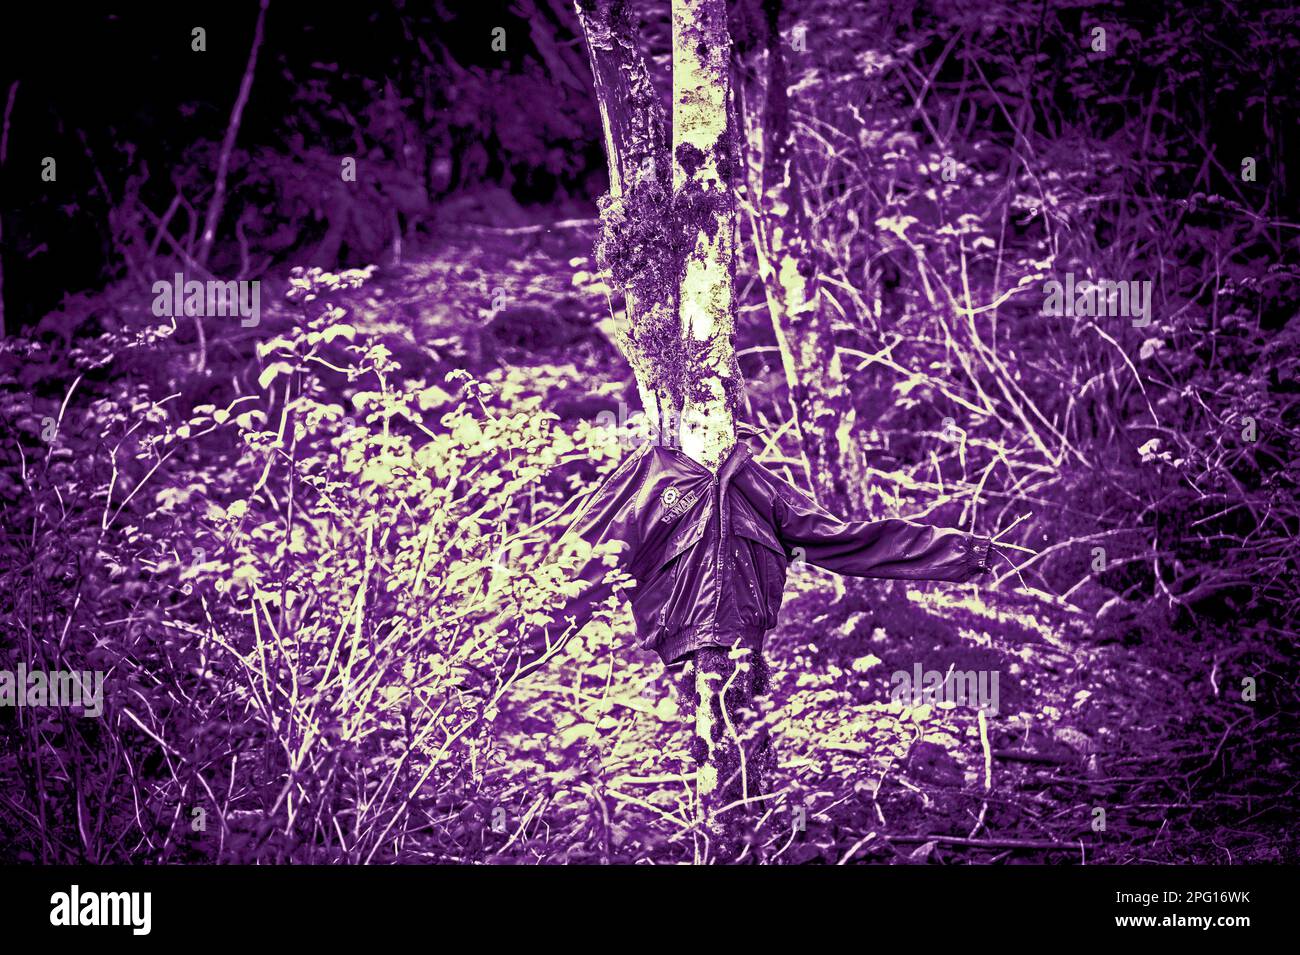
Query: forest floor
[
  {"left": 357, "top": 223, "right": 1293, "bottom": 865},
  {"left": 15, "top": 215, "right": 1284, "bottom": 865}
]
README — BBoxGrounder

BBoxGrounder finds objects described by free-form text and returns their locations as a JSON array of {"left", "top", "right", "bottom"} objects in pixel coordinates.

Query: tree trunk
[
  {"left": 577, "top": 0, "right": 740, "bottom": 472},
  {"left": 739, "top": 0, "right": 869, "bottom": 515},
  {"left": 578, "top": 0, "right": 752, "bottom": 859},
  {"left": 669, "top": 0, "right": 740, "bottom": 470},
  {"left": 196, "top": 0, "right": 269, "bottom": 269}
]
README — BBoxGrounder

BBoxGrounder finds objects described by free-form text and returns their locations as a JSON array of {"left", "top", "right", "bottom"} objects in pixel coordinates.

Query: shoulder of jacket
[
  {"left": 572, "top": 446, "right": 650, "bottom": 519},
  {"left": 608, "top": 442, "right": 653, "bottom": 479},
  {"left": 736, "top": 421, "right": 766, "bottom": 451},
  {"left": 739, "top": 454, "right": 779, "bottom": 486}
]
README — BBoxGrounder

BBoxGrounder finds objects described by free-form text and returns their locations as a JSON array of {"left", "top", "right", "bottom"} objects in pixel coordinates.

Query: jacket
[{"left": 508, "top": 425, "right": 992, "bottom": 669}]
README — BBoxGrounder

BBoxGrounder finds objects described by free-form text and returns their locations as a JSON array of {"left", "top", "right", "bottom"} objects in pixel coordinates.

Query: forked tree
[
  {"left": 577, "top": 0, "right": 866, "bottom": 510},
  {"left": 577, "top": 0, "right": 741, "bottom": 472}
]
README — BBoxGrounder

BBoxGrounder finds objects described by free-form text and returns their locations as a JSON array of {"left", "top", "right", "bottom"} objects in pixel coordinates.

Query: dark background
[{"left": 0, "top": 0, "right": 604, "bottom": 331}]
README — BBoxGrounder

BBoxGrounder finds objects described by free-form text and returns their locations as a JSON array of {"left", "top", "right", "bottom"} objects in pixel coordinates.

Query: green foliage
[{"left": 0, "top": 265, "right": 657, "bottom": 862}]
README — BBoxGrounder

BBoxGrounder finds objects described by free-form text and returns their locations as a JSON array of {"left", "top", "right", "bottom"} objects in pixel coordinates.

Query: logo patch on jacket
[{"left": 660, "top": 485, "right": 699, "bottom": 522}]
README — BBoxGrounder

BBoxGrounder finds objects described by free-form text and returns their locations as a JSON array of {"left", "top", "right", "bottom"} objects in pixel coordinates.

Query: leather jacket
[{"left": 510, "top": 426, "right": 992, "bottom": 668}]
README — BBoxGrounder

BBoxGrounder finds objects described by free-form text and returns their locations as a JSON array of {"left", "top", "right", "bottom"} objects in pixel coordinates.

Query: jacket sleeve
[
  {"left": 503, "top": 448, "right": 648, "bottom": 675},
  {"left": 763, "top": 467, "right": 992, "bottom": 583}
]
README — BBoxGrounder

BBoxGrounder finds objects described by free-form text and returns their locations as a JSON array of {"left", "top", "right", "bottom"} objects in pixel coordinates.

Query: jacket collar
[
  {"left": 658, "top": 425, "right": 757, "bottom": 482},
  {"left": 719, "top": 431, "right": 754, "bottom": 485}
]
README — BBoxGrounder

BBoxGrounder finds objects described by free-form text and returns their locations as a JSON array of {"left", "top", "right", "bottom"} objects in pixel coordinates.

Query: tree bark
[
  {"left": 669, "top": 0, "right": 740, "bottom": 470},
  {"left": 577, "top": 0, "right": 676, "bottom": 443},
  {"left": 576, "top": 0, "right": 741, "bottom": 471}
]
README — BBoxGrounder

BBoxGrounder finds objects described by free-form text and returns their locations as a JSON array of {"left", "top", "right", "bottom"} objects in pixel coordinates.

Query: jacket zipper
[
  {"left": 712, "top": 472, "right": 723, "bottom": 637},
  {"left": 659, "top": 445, "right": 749, "bottom": 649},
  {"left": 710, "top": 444, "right": 750, "bottom": 641}
]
